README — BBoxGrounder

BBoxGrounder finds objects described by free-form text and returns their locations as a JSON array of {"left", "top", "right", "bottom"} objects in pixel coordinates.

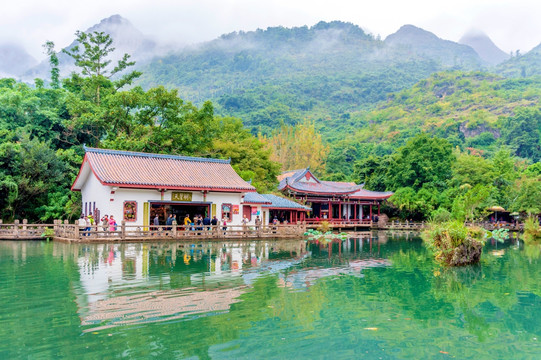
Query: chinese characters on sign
[{"left": 171, "top": 192, "right": 192, "bottom": 201}]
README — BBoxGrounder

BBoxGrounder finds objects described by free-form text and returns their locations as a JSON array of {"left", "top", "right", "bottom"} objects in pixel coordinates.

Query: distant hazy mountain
[
  {"left": 23, "top": 14, "right": 157, "bottom": 81},
  {"left": 384, "top": 25, "right": 484, "bottom": 68},
  {"left": 459, "top": 29, "right": 510, "bottom": 66},
  {"left": 0, "top": 44, "right": 38, "bottom": 78}
]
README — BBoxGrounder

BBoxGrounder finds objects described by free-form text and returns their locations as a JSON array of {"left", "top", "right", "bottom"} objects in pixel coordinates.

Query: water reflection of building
[{"left": 71, "top": 240, "right": 308, "bottom": 330}]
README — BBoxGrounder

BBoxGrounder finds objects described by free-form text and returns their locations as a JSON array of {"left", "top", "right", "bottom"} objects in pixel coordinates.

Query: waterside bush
[
  {"left": 316, "top": 221, "right": 331, "bottom": 233},
  {"left": 423, "top": 220, "right": 486, "bottom": 266},
  {"left": 523, "top": 216, "right": 541, "bottom": 244}
]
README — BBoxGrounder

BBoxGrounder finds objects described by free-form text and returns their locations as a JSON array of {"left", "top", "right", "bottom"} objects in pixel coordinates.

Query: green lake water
[{"left": 0, "top": 232, "right": 540, "bottom": 359}]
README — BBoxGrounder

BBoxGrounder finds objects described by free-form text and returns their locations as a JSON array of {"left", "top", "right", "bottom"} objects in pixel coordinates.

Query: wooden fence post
[
  {"left": 63, "top": 220, "right": 69, "bottom": 238},
  {"left": 121, "top": 221, "right": 126, "bottom": 240},
  {"left": 14, "top": 220, "right": 20, "bottom": 238},
  {"left": 74, "top": 220, "right": 80, "bottom": 239},
  {"left": 22, "top": 219, "right": 28, "bottom": 237},
  {"left": 172, "top": 220, "right": 177, "bottom": 238}
]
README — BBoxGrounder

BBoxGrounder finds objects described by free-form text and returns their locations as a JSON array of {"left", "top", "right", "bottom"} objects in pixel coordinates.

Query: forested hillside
[
  {"left": 496, "top": 43, "right": 541, "bottom": 78},
  {"left": 325, "top": 71, "right": 541, "bottom": 179},
  {"left": 139, "top": 21, "right": 485, "bottom": 134}
]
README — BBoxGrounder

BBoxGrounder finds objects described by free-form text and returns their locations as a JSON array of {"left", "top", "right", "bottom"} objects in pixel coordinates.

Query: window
[{"left": 221, "top": 203, "right": 232, "bottom": 221}]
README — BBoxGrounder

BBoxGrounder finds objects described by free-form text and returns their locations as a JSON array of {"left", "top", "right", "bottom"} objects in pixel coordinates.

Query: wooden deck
[
  {"left": 0, "top": 220, "right": 307, "bottom": 242},
  {"left": 0, "top": 219, "right": 526, "bottom": 242}
]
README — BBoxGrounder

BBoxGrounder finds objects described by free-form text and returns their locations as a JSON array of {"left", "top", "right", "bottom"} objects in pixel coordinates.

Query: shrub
[
  {"left": 317, "top": 221, "right": 331, "bottom": 233},
  {"left": 423, "top": 220, "right": 486, "bottom": 266},
  {"left": 430, "top": 207, "right": 451, "bottom": 223},
  {"left": 523, "top": 216, "right": 541, "bottom": 244}
]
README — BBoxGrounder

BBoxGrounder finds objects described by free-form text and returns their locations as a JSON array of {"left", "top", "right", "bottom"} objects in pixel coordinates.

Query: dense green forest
[{"left": 0, "top": 26, "right": 540, "bottom": 223}]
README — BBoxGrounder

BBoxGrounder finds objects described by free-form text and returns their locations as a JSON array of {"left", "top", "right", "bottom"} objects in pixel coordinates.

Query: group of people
[
  {"left": 151, "top": 213, "right": 262, "bottom": 234},
  {"left": 153, "top": 213, "right": 221, "bottom": 232},
  {"left": 78, "top": 213, "right": 117, "bottom": 236}
]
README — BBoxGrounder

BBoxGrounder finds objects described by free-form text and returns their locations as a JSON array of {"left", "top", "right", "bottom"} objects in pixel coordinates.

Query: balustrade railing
[{"left": 0, "top": 219, "right": 307, "bottom": 241}]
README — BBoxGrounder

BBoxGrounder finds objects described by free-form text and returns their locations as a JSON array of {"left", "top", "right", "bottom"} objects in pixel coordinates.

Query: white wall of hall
[{"left": 80, "top": 173, "right": 260, "bottom": 227}]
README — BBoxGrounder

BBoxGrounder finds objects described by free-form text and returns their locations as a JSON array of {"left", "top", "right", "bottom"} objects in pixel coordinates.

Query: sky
[{"left": 3, "top": 0, "right": 541, "bottom": 60}]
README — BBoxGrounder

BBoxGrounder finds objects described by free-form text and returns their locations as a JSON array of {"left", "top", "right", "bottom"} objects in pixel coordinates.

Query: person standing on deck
[
  {"left": 153, "top": 215, "right": 160, "bottom": 233},
  {"left": 84, "top": 216, "right": 91, "bottom": 236},
  {"left": 203, "top": 215, "right": 211, "bottom": 231},
  {"left": 109, "top": 216, "right": 116, "bottom": 233},
  {"left": 184, "top": 214, "right": 192, "bottom": 232},
  {"left": 78, "top": 215, "right": 85, "bottom": 236},
  {"left": 101, "top": 215, "right": 109, "bottom": 235},
  {"left": 222, "top": 215, "right": 228, "bottom": 234},
  {"left": 166, "top": 214, "right": 173, "bottom": 231},
  {"left": 255, "top": 216, "right": 261, "bottom": 230},
  {"left": 241, "top": 215, "right": 249, "bottom": 236}
]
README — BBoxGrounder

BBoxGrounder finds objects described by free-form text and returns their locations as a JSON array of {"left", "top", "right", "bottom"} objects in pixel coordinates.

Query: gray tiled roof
[
  {"left": 243, "top": 192, "right": 272, "bottom": 204},
  {"left": 261, "top": 194, "right": 311, "bottom": 210}
]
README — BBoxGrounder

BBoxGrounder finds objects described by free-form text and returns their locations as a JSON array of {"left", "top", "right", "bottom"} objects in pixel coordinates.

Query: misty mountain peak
[
  {"left": 385, "top": 24, "right": 439, "bottom": 43},
  {"left": 384, "top": 25, "right": 483, "bottom": 68},
  {"left": 23, "top": 14, "right": 156, "bottom": 81},
  {"left": 459, "top": 28, "right": 509, "bottom": 65}
]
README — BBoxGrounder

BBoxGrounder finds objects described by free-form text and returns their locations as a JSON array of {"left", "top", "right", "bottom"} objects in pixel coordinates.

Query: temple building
[
  {"left": 71, "top": 147, "right": 312, "bottom": 226},
  {"left": 278, "top": 168, "right": 393, "bottom": 223},
  {"left": 72, "top": 147, "right": 264, "bottom": 226}
]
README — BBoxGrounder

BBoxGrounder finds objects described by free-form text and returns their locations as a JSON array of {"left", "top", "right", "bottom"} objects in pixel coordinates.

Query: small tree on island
[{"left": 423, "top": 220, "right": 486, "bottom": 266}]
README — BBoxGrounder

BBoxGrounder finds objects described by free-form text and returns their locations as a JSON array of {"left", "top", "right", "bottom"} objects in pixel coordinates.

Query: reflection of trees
[{"left": 524, "top": 244, "right": 541, "bottom": 259}]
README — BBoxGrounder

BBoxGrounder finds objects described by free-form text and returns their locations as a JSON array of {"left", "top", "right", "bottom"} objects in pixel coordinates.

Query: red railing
[{"left": 304, "top": 218, "right": 372, "bottom": 225}]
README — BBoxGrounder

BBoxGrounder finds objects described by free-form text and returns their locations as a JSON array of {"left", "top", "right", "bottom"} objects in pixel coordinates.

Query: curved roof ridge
[{"left": 83, "top": 146, "right": 230, "bottom": 164}]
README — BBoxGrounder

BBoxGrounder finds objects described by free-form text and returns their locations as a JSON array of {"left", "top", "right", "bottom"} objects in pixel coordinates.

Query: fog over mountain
[
  {"left": 1, "top": 14, "right": 539, "bottom": 82},
  {"left": 22, "top": 15, "right": 159, "bottom": 81},
  {"left": 0, "top": 44, "right": 38, "bottom": 78},
  {"left": 459, "top": 29, "right": 510, "bottom": 66}
]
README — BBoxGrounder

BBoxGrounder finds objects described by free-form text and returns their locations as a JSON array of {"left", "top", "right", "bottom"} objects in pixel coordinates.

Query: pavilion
[{"left": 278, "top": 168, "right": 393, "bottom": 223}]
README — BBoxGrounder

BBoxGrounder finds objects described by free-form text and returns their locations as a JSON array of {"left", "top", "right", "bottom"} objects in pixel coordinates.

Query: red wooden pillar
[
  {"left": 369, "top": 204, "right": 373, "bottom": 221},
  {"left": 378, "top": 204, "right": 381, "bottom": 216},
  {"left": 328, "top": 201, "right": 332, "bottom": 219},
  {"left": 339, "top": 201, "right": 342, "bottom": 220},
  {"left": 354, "top": 203, "right": 357, "bottom": 221}
]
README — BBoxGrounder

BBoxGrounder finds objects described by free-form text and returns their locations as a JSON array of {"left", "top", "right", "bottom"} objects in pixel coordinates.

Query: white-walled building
[{"left": 71, "top": 147, "right": 269, "bottom": 226}]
